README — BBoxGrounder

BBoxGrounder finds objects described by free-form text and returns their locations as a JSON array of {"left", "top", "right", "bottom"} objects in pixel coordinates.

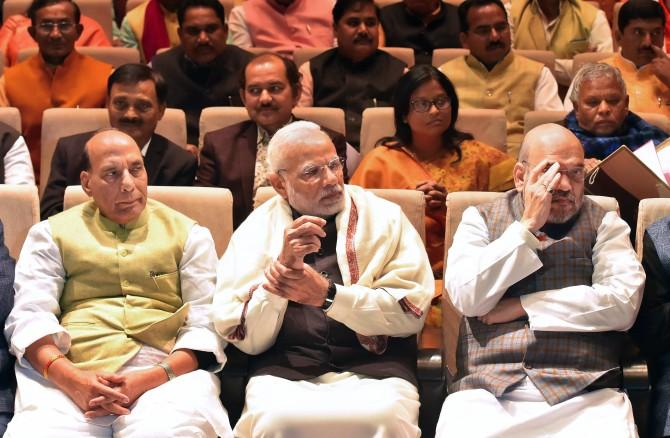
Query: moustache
[
  {"left": 321, "top": 186, "right": 343, "bottom": 198},
  {"left": 551, "top": 190, "right": 575, "bottom": 202},
  {"left": 119, "top": 118, "right": 141, "bottom": 125},
  {"left": 486, "top": 41, "right": 505, "bottom": 50},
  {"left": 353, "top": 35, "right": 373, "bottom": 44}
]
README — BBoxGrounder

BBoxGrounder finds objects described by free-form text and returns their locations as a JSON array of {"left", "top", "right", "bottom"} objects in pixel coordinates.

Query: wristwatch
[{"left": 320, "top": 279, "right": 337, "bottom": 311}]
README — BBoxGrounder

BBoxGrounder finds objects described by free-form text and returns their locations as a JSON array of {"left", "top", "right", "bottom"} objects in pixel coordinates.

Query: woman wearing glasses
[{"left": 351, "top": 65, "right": 514, "bottom": 276}]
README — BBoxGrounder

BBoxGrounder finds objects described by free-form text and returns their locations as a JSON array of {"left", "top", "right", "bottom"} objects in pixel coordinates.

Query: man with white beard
[
  {"left": 436, "top": 123, "right": 645, "bottom": 437},
  {"left": 212, "top": 120, "right": 433, "bottom": 437}
]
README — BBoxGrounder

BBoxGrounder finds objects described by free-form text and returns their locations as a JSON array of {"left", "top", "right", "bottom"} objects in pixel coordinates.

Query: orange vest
[{"left": 4, "top": 51, "right": 111, "bottom": 181}]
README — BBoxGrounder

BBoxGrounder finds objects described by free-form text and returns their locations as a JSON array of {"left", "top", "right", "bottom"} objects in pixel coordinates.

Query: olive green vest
[
  {"left": 512, "top": 0, "right": 597, "bottom": 59},
  {"left": 440, "top": 51, "right": 543, "bottom": 157},
  {"left": 48, "top": 199, "right": 195, "bottom": 372}
]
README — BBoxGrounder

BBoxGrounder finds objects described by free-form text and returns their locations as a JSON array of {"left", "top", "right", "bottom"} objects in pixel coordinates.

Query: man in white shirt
[
  {"left": 212, "top": 121, "right": 433, "bottom": 438},
  {"left": 436, "top": 123, "right": 644, "bottom": 437},
  {"left": 0, "top": 122, "right": 34, "bottom": 185},
  {"left": 4, "top": 129, "right": 232, "bottom": 437}
]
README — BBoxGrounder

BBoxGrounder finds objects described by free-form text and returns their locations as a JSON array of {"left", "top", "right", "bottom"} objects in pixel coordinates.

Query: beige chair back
[
  {"left": 198, "top": 107, "right": 346, "bottom": 147},
  {"left": 293, "top": 47, "right": 415, "bottom": 67},
  {"left": 4, "top": 0, "right": 114, "bottom": 41},
  {"left": 359, "top": 107, "right": 507, "bottom": 156},
  {"left": 40, "top": 108, "right": 186, "bottom": 195},
  {"left": 0, "top": 185, "right": 39, "bottom": 259},
  {"left": 635, "top": 198, "right": 670, "bottom": 258},
  {"left": 524, "top": 110, "right": 670, "bottom": 135},
  {"left": 374, "top": 0, "right": 401, "bottom": 6},
  {"left": 572, "top": 52, "right": 615, "bottom": 77},
  {"left": 442, "top": 191, "right": 618, "bottom": 374},
  {"left": 63, "top": 186, "right": 233, "bottom": 258},
  {"left": 432, "top": 48, "right": 470, "bottom": 68},
  {"left": 18, "top": 46, "right": 140, "bottom": 67},
  {"left": 254, "top": 186, "right": 426, "bottom": 243},
  {"left": 0, "top": 107, "right": 21, "bottom": 132}
]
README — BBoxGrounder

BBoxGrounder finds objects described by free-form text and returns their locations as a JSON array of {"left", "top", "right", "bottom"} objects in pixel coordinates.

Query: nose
[
  {"left": 120, "top": 169, "right": 134, "bottom": 192},
  {"left": 641, "top": 32, "right": 653, "bottom": 46},
  {"left": 427, "top": 101, "right": 440, "bottom": 114},
  {"left": 596, "top": 100, "right": 611, "bottom": 114},
  {"left": 322, "top": 164, "right": 339, "bottom": 184},
  {"left": 49, "top": 26, "right": 63, "bottom": 38},
  {"left": 259, "top": 89, "right": 272, "bottom": 103},
  {"left": 555, "top": 171, "right": 572, "bottom": 191},
  {"left": 197, "top": 30, "right": 209, "bottom": 43}
]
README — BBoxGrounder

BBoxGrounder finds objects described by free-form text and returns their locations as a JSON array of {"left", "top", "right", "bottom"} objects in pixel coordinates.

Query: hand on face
[
  {"left": 263, "top": 260, "right": 330, "bottom": 307},
  {"left": 649, "top": 45, "right": 670, "bottom": 87},
  {"left": 415, "top": 180, "right": 447, "bottom": 211},
  {"left": 520, "top": 161, "right": 562, "bottom": 232},
  {"left": 277, "top": 215, "right": 327, "bottom": 270}
]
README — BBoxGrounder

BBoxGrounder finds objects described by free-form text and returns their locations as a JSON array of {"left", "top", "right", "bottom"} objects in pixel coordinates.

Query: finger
[
  {"left": 414, "top": 180, "right": 430, "bottom": 190},
  {"left": 651, "top": 44, "right": 667, "bottom": 58},
  {"left": 98, "top": 373, "right": 125, "bottom": 384},
  {"left": 84, "top": 408, "right": 114, "bottom": 418},
  {"left": 288, "top": 222, "right": 327, "bottom": 239},
  {"left": 273, "top": 261, "right": 304, "bottom": 280},
  {"left": 545, "top": 171, "right": 561, "bottom": 193},
  {"left": 537, "top": 162, "right": 560, "bottom": 187},
  {"left": 291, "top": 215, "right": 327, "bottom": 230},
  {"left": 93, "top": 382, "right": 129, "bottom": 404},
  {"left": 527, "top": 159, "right": 551, "bottom": 184}
]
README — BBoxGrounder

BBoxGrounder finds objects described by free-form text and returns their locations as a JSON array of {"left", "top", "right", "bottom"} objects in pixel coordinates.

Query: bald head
[
  {"left": 80, "top": 129, "right": 148, "bottom": 225},
  {"left": 515, "top": 123, "right": 586, "bottom": 224}
]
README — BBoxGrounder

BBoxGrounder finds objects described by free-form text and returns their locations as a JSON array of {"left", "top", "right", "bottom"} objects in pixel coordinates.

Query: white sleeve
[
  {"left": 297, "top": 61, "right": 314, "bottom": 107},
  {"left": 172, "top": 225, "right": 227, "bottom": 369},
  {"left": 533, "top": 66, "right": 563, "bottom": 110},
  {"left": 520, "top": 211, "right": 645, "bottom": 332},
  {"left": 3, "top": 135, "right": 34, "bottom": 185},
  {"left": 227, "top": 6, "right": 252, "bottom": 48},
  {"left": 4, "top": 221, "right": 69, "bottom": 368},
  {"left": 445, "top": 206, "right": 543, "bottom": 317}
]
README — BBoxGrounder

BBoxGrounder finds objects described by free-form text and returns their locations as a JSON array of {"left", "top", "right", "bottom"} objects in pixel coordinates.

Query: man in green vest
[
  {"left": 439, "top": 0, "right": 562, "bottom": 158},
  {"left": 4, "top": 129, "right": 233, "bottom": 437}
]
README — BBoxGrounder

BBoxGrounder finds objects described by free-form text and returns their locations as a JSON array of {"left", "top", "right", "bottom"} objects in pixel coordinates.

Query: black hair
[
  {"left": 378, "top": 64, "right": 472, "bottom": 163},
  {"left": 618, "top": 0, "right": 665, "bottom": 32},
  {"left": 239, "top": 52, "right": 301, "bottom": 97},
  {"left": 27, "top": 0, "right": 81, "bottom": 25},
  {"left": 458, "top": 0, "right": 507, "bottom": 32},
  {"left": 107, "top": 63, "right": 168, "bottom": 106},
  {"left": 332, "top": 0, "right": 379, "bottom": 24},
  {"left": 177, "top": 0, "right": 226, "bottom": 27}
]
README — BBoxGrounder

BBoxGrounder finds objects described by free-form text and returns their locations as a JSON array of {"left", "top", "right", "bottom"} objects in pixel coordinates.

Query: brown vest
[
  {"left": 449, "top": 191, "right": 621, "bottom": 405},
  {"left": 249, "top": 213, "right": 418, "bottom": 385}
]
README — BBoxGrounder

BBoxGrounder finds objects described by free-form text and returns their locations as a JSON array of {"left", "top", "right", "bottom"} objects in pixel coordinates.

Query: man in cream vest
[
  {"left": 510, "top": 0, "right": 613, "bottom": 85},
  {"left": 212, "top": 121, "right": 433, "bottom": 437},
  {"left": 436, "top": 123, "right": 644, "bottom": 437},
  {"left": 4, "top": 129, "right": 232, "bottom": 437},
  {"left": 439, "top": 0, "right": 562, "bottom": 158}
]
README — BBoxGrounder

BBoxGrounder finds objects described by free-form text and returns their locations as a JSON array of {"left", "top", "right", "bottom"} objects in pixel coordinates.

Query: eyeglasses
[
  {"left": 409, "top": 96, "right": 451, "bottom": 113},
  {"left": 279, "top": 157, "right": 344, "bottom": 182},
  {"left": 36, "top": 20, "right": 76, "bottom": 33},
  {"left": 522, "top": 161, "right": 586, "bottom": 182}
]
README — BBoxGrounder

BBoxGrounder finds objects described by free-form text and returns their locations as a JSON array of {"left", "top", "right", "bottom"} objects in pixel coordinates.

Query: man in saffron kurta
[
  {"left": 436, "top": 124, "right": 644, "bottom": 437},
  {"left": 439, "top": 0, "right": 562, "bottom": 158},
  {"left": 4, "top": 130, "right": 232, "bottom": 437},
  {"left": 0, "top": 0, "right": 111, "bottom": 183},
  {"left": 213, "top": 121, "right": 433, "bottom": 438}
]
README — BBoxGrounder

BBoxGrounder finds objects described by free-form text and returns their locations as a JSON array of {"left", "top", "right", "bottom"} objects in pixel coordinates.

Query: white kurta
[
  {"left": 212, "top": 185, "right": 434, "bottom": 438},
  {"left": 4, "top": 221, "right": 232, "bottom": 437},
  {"left": 437, "top": 205, "right": 645, "bottom": 437}
]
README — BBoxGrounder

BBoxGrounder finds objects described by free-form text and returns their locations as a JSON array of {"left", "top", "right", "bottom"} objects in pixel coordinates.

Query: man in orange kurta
[{"left": 0, "top": 0, "right": 111, "bottom": 183}]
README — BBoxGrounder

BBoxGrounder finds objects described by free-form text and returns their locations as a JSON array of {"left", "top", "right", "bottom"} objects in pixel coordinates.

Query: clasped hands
[
  {"left": 263, "top": 216, "right": 330, "bottom": 307},
  {"left": 415, "top": 180, "right": 447, "bottom": 212}
]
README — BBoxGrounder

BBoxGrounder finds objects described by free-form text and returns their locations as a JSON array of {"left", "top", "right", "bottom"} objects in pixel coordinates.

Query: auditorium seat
[
  {"left": 63, "top": 185, "right": 233, "bottom": 258},
  {"left": 0, "top": 107, "right": 21, "bottom": 132},
  {"left": 0, "top": 184, "right": 39, "bottom": 259},
  {"left": 40, "top": 107, "right": 187, "bottom": 195},
  {"left": 572, "top": 52, "right": 615, "bottom": 77},
  {"left": 359, "top": 107, "right": 507, "bottom": 156}
]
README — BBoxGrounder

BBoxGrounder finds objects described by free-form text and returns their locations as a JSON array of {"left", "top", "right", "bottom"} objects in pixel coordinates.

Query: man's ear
[
  {"left": 80, "top": 170, "right": 93, "bottom": 197},
  {"left": 513, "top": 162, "right": 526, "bottom": 193},
  {"left": 459, "top": 32, "right": 469, "bottom": 50},
  {"left": 268, "top": 172, "right": 288, "bottom": 200}
]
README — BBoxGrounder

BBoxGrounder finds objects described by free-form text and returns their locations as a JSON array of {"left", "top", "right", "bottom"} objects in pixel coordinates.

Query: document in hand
[{"left": 585, "top": 142, "right": 670, "bottom": 240}]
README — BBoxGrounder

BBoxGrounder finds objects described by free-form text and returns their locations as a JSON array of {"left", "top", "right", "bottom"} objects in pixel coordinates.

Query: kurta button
[
  {"left": 120, "top": 249, "right": 128, "bottom": 257},
  {"left": 122, "top": 280, "right": 130, "bottom": 287}
]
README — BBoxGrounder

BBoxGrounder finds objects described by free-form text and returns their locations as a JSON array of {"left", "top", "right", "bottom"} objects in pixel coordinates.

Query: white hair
[
  {"left": 570, "top": 63, "right": 627, "bottom": 105},
  {"left": 266, "top": 120, "right": 332, "bottom": 172}
]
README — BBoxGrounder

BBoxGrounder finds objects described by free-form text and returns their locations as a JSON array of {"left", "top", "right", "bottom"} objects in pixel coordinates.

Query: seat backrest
[
  {"left": 0, "top": 184, "right": 39, "bottom": 259},
  {"left": 4, "top": 0, "right": 114, "bottom": 41},
  {"left": 359, "top": 107, "right": 507, "bottom": 156},
  {"left": 374, "top": 0, "right": 402, "bottom": 7},
  {"left": 515, "top": 49, "right": 556, "bottom": 76},
  {"left": 635, "top": 198, "right": 670, "bottom": 258},
  {"left": 63, "top": 185, "right": 234, "bottom": 258},
  {"left": 198, "top": 107, "right": 346, "bottom": 147},
  {"left": 524, "top": 110, "right": 670, "bottom": 135},
  {"left": 254, "top": 186, "right": 426, "bottom": 243},
  {"left": 40, "top": 107, "right": 187, "bottom": 195},
  {"left": 0, "top": 107, "right": 21, "bottom": 132},
  {"left": 431, "top": 48, "right": 469, "bottom": 68},
  {"left": 293, "top": 46, "right": 415, "bottom": 67},
  {"left": 18, "top": 46, "right": 140, "bottom": 66},
  {"left": 572, "top": 52, "right": 614, "bottom": 77}
]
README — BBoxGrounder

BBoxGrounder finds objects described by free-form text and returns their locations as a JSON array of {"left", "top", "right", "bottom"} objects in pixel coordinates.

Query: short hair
[
  {"left": 107, "top": 63, "right": 168, "bottom": 106},
  {"left": 332, "top": 0, "right": 379, "bottom": 24},
  {"left": 266, "top": 121, "right": 332, "bottom": 172},
  {"left": 381, "top": 64, "right": 472, "bottom": 162},
  {"left": 618, "top": 0, "right": 665, "bottom": 32},
  {"left": 177, "top": 0, "right": 226, "bottom": 27},
  {"left": 570, "top": 63, "right": 627, "bottom": 105},
  {"left": 27, "top": 0, "right": 81, "bottom": 25},
  {"left": 239, "top": 52, "right": 301, "bottom": 97},
  {"left": 458, "top": 0, "right": 507, "bottom": 32}
]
